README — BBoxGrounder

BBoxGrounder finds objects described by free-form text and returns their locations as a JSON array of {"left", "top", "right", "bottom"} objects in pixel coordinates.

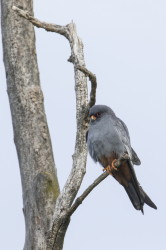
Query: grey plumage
[
  {"left": 87, "top": 105, "right": 140, "bottom": 164},
  {"left": 87, "top": 104, "right": 157, "bottom": 213}
]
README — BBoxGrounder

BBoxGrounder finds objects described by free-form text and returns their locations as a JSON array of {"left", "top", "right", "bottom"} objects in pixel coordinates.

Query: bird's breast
[{"left": 87, "top": 120, "right": 125, "bottom": 162}]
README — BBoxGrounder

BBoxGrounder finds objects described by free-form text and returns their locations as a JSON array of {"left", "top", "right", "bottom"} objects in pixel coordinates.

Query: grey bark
[
  {"left": 46, "top": 23, "right": 89, "bottom": 249},
  {"left": 1, "top": 1, "right": 100, "bottom": 250},
  {"left": 1, "top": 1, "right": 59, "bottom": 249},
  {"left": 8, "top": 6, "right": 90, "bottom": 249}
]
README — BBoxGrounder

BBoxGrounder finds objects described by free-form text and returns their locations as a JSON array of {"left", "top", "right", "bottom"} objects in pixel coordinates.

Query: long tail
[
  {"left": 124, "top": 182, "right": 157, "bottom": 214},
  {"left": 113, "top": 160, "right": 157, "bottom": 213}
]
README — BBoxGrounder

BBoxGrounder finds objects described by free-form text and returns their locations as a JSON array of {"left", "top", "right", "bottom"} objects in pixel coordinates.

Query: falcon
[{"left": 86, "top": 105, "right": 157, "bottom": 213}]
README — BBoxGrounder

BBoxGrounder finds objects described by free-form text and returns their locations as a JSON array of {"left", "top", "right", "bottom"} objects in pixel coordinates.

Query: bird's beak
[{"left": 90, "top": 115, "right": 97, "bottom": 120}]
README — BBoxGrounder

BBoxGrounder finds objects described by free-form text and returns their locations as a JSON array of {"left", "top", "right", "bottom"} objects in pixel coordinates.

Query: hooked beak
[{"left": 90, "top": 115, "right": 96, "bottom": 121}]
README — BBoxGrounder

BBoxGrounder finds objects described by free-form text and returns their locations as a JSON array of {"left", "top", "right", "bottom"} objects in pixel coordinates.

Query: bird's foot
[
  {"left": 103, "top": 159, "right": 119, "bottom": 175},
  {"left": 112, "top": 159, "right": 119, "bottom": 170},
  {"left": 103, "top": 165, "right": 113, "bottom": 175},
  {"left": 103, "top": 155, "right": 130, "bottom": 174}
]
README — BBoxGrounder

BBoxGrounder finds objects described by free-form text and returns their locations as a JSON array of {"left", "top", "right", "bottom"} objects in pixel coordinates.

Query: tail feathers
[
  {"left": 139, "top": 186, "right": 157, "bottom": 210},
  {"left": 124, "top": 182, "right": 157, "bottom": 213},
  {"left": 125, "top": 182, "right": 144, "bottom": 213},
  {"left": 113, "top": 159, "right": 157, "bottom": 213}
]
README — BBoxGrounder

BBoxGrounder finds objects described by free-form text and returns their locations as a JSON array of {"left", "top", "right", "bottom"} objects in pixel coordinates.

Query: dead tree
[{"left": 1, "top": 1, "right": 108, "bottom": 249}]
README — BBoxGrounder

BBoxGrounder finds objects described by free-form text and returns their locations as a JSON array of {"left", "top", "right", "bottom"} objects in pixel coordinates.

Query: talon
[
  {"left": 111, "top": 159, "right": 119, "bottom": 171},
  {"left": 103, "top": 163, "right": 116, "bottom": 175},
  {"left": 103, "top": 165, "right": 112, "bottom": 175}
]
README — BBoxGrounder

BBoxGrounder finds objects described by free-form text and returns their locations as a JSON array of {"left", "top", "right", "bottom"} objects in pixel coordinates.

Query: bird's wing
[
  {"left": 113, "top": 117, "right": 141, "bottom": 165},
  {"left": 113, "top": 117, "right": 131, "bottom": 155},
  {"left": 131, "top": 147, "right": 141, "bottom": 165}
]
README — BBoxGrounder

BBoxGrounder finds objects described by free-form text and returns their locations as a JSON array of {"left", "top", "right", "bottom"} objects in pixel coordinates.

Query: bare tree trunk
[
  {"left": 1, "top": 0, "right": 59, "bottom": 249},
  {"left": 1, "top": 1, "right": 102, "bottom": 249}
]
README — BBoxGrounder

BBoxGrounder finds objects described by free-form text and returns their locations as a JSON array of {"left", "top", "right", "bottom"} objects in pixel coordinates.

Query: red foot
[
  {"left": 103, "top": 159, "right": 118, "bottom": 175},
  {"left": 111, "top": 159, "right": 118, "bottom": 170}
]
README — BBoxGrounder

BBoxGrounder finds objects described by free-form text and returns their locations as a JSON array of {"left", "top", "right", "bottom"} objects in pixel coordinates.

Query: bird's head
[{"left": 89, "top": 105, "right": 115, "bottom": 123}]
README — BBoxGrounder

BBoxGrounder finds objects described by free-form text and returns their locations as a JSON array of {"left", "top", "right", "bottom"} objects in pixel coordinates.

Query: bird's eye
[
  {"left": 90, "top": 113, "right": 101, "bottom": 121},
  {"left": 90, "top": 115, "right": 97, "bottom": 121}
]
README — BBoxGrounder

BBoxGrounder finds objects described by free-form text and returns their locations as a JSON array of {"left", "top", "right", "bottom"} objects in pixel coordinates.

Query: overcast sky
[{"left": 0, "top": 0, "right": 166, "bottom": 249}]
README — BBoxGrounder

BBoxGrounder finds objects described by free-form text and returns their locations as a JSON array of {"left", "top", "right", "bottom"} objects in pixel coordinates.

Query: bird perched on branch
[{"left": 86, "top": 105, "right": 157, "bottom": 213}]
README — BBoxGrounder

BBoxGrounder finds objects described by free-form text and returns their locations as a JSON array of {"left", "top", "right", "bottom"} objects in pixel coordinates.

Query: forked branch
[
  {"left": 76, "top": 65, "right": 97, "bottom": 108},
  {"left": 12, "top": 6, "right": 69, "bottom": 38},
  {"left": 13, "top": 5, "right": 97, "bottom": 111},
  {"left": 12, "top": 6, "right": 99, "bottom": 250}
]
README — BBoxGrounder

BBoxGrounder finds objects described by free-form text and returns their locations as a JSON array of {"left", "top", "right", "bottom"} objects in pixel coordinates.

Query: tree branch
[
  {"left": 12, "top": 6, "right": 97, "bottom": 111},
  {"left": 12, "top": 6, "right": 69, "bottom": 38},
  {"left": 76, "top": 65, "right": 97, "bottom": 109},
  {"left": 12, "top": 5, "right": 98, "bottom": 209},
  {"left": 12, "top": 6, "right": 97, "bottom": 114},
  {"left": 68, "top": 171, "right": 109, "bottom": 216},
  {"left": 12, "top": 6, "right": 98, "bottom": 249}
]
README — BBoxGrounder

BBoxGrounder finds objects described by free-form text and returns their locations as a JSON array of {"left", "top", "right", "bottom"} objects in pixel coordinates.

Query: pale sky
[{"left": 0, "top": 1, "right": 166, "bottom": 249}]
